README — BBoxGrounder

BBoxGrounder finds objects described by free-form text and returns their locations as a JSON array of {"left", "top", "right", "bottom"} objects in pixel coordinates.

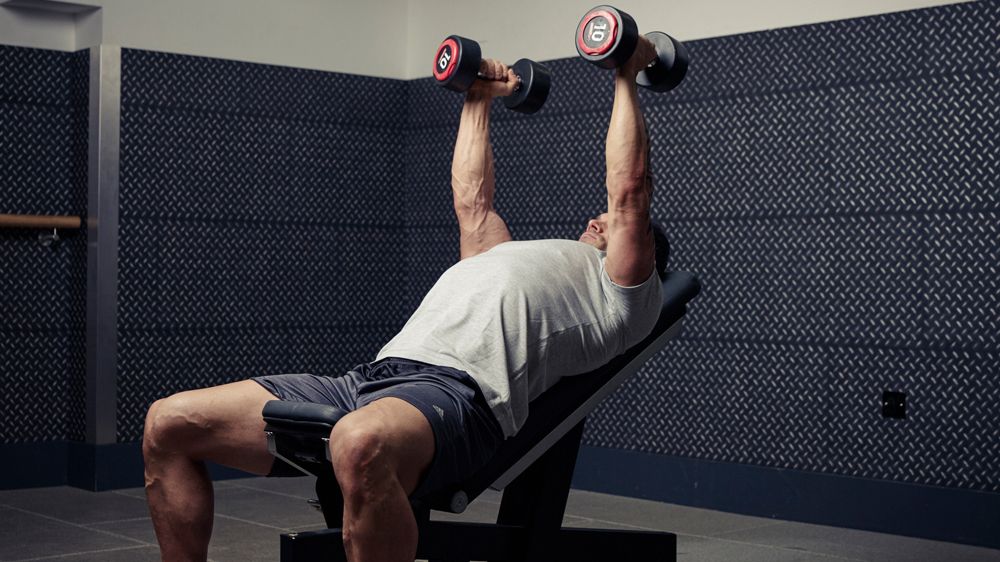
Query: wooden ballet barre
[{"left": 0, "top": 213, "right": 81, "bottom": 230}]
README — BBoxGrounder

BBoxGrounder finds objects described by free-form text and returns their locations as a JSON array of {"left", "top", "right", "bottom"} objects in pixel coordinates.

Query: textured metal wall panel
[
  {"left": 406, "top": 2, "right": 1000, "bottom": 492},
  {"left": 116, "top": 50, "right": 408, "bottom": 441},
  {"left": 0, "top": 47, "right": 89, "bottom": 443}
]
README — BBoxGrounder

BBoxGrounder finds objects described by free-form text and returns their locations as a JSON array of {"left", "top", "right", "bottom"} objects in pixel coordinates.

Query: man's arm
[
  {"left": 604, "top": 38, "right": 659, "bottom": 286},
  {"left": 452, "top": 59, "right": 515, "bottom": 260}
]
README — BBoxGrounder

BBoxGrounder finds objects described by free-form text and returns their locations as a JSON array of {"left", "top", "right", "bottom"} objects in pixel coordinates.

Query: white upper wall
[
  {"left": 99, "top": 0, "right": 409, "bottom": 78},
  {"left": 0, "top": 0, "right": 969, "bottom": 79},
  {"left": 0, "top": 0, "right": 410, "bottom": 78},
  {"left": 404, "top": 0, "right": 969, "bottom": 79}
]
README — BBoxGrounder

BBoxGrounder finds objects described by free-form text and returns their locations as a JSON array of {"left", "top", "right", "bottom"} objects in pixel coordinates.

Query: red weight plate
[
  {"left": 433, "top": 38, "right": 460, "bottom": 81},
  {"left": 576, "top": 9, "right": 619, "bottom": 56}
]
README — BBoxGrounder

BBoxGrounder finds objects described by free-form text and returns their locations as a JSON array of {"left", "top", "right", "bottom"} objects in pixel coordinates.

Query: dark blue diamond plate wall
[
  {"left": 406, "top": 1, "right": 999, "bottom": 493},
  {"left": 0, "top": 46, "right": 89, "bottom": 444},
  {"left": 116, "top": 50, "right": 408, "bottom": 440}
]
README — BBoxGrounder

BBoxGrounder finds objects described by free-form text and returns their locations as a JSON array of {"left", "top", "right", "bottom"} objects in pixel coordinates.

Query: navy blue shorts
[{"left": 253, "top": 357, "right": 504, "bottom": 499}]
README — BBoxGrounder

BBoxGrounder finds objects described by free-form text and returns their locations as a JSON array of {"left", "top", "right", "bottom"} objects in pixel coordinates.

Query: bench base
[{"left": 281, "top": 522, "right": 676, "bottom": 562}]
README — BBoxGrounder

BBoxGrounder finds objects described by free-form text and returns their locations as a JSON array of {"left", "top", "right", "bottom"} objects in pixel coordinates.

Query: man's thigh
[
  {"left": 355, "top": 374, "right": 505, "bottom": 499},
  {"left": 151, "top": 379, "right": 280, "bottom": 475}
]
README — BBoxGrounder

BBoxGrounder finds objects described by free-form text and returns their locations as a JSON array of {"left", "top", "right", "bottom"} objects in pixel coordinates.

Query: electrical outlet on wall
[{"left": 882, "top": 391, "right": 906, "bottom": 419}]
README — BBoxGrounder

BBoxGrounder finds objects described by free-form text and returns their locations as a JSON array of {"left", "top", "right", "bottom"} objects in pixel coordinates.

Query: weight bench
[{"left": 262, "top": 270, "right": 700, "bottom": 562}]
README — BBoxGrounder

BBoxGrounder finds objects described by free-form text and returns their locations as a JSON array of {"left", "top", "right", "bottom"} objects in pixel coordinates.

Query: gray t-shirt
[{"left": 376, "top": 239, "right": 662, "bottom": 437}]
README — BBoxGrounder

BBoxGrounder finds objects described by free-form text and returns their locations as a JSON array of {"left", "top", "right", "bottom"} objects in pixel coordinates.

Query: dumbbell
[
  {"left": 433, "top": 35, "right": 552, "bottom": 114},
  {"left": 575, "top": 5, "right": 689, "bottom": 92}
]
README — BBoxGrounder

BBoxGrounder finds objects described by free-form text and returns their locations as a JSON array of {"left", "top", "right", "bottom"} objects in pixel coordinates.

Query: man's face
[{"left": 578, "top": 213, "right": 610, "bottom": 251}]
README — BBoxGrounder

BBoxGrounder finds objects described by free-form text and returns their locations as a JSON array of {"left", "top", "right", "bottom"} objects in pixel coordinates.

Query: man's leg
[
  {"left": 142, "top": 380, "right": 279, "bottom": 562},
  {"left": 328, "top": 397, "right": 435, "bottom": 562}
]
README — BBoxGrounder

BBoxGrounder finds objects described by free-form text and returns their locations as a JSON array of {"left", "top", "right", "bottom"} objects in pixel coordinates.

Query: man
[{"left": 142, "top": 37, "right": 665, "bottom": 562}]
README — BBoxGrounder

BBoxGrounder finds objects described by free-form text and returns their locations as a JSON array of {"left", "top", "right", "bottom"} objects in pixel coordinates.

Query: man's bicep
[
  {"left": 605, "top": 212, "right": 656, "bottom": 286},
  {"left": 458, "top": 210, "right": 512, "bottom": 260}
]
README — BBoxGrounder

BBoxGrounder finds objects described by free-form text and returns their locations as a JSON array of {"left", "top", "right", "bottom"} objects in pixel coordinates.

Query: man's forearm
[
  {"left": 605, "top": 73, "right": 651, "bottom": 211},
  {"left": 452, "top": 93, "right": 496, "bottom": 218},
  {"left": 449, "top": 60, "right": 515, "bottom": 260}
]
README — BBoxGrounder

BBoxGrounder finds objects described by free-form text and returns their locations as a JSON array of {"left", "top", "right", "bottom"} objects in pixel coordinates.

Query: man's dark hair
[{"left": 651, "top": 222, "right": 670, "bottom": 281}]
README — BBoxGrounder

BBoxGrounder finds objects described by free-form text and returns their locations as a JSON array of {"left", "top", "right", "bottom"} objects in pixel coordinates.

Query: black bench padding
[{"left": 263, "top": 402, "right": 348, "bottom": 436}]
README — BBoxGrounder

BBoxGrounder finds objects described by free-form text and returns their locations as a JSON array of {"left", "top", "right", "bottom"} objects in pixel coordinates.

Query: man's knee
[
  {"left": 143, "top": 392, "right": 209, "bottom": 459},
  {"left": 329, "top": 417, "right": 397, "bottom": 501}
]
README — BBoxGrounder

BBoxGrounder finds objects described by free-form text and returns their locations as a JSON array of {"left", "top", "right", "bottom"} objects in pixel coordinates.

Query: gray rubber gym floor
[{"left": 1, "top": 476, "right": 997, "bottom": 562}]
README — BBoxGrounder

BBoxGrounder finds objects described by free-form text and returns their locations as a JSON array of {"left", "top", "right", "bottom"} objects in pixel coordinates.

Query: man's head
[
  {"left": 578, "top": 213, "right": 612, "bottom": 251},
  {"left": 578, "top": 215, "right": 670, "bottom": 280}
]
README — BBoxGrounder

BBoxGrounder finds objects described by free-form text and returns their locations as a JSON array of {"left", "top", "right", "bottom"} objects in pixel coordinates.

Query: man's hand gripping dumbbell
[{"left": 434, "top": 35, "right": 552, "bottom": 114}]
